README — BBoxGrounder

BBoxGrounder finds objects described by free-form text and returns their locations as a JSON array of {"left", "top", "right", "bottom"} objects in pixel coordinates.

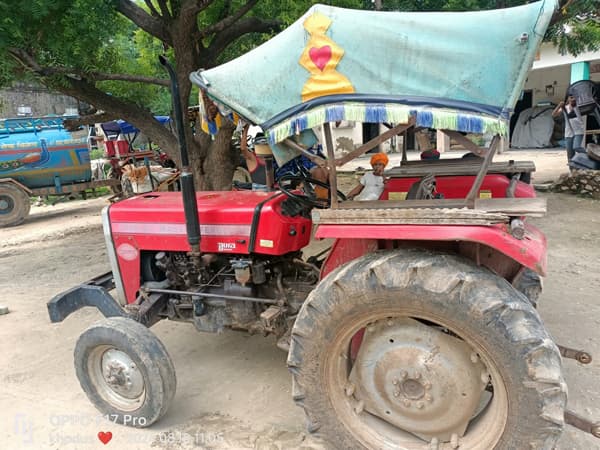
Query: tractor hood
[{"left": 107, "top": 191, "right": 311, "bottom": 256}]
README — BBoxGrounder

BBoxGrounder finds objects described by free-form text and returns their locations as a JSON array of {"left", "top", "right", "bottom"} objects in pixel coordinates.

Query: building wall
[
  {"left": 0, "top": 83, "right": 79, "bottom": 118},
  {"left": 526, "top": 43, "right": 600, "bottom": 106}
]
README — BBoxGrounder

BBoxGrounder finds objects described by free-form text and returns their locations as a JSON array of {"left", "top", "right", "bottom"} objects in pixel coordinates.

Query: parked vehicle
[
  {"left": 48, "top": 1, "right": 600, "bottom": 448},
  {"left": 0, "top": 116, "right": 119, "bottom": 226}
]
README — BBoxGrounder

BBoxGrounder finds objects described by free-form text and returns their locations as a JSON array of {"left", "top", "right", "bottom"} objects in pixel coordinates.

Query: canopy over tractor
[{"left": 191, "top": 0, "right": 555, "bottom": 164}]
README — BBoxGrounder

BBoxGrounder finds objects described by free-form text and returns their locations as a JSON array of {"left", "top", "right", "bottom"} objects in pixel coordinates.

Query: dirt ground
[{"left": 1, "top": 148, "right": 599, "bottom": 450}]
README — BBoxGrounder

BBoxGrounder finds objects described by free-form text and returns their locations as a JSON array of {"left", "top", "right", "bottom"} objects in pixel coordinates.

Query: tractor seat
[{"left": 406, "top": 174, "right": 440, "bottom": 200}]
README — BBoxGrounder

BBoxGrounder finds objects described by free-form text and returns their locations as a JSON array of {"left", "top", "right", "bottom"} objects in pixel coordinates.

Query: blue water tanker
[{"left": 0, "top": 116, "right": 119, "bottom": 227}]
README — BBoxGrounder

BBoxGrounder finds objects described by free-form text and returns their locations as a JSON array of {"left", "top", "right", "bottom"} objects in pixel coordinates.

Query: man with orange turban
[{"left": 347, "top": 152, "right": 389, "bottom": 201}]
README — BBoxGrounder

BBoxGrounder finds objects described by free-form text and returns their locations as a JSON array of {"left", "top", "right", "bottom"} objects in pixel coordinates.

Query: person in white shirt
[
  {"left": 553, "top": 95, "right": 585, "bottom": 163},
  {"left": 347, "top": 153, "right": 389, "bottom": 201}
]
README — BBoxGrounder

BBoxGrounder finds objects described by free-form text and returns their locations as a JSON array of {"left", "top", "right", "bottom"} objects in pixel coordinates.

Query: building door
[{"left": 510, "top": 90, "right": 533, "bottom": 138}]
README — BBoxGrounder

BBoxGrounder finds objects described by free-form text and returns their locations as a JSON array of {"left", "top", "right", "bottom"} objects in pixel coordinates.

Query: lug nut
[
  {"left": 481, "top": 371, "right": 490, "bottom": 384},
  {"left": 354, "top": 400, "right": 364, "bottom": 414},
  {"left": 450, "top": 433, "right": 459, "bottom": 449},
  {"left": 403, "top": 399, "right": 411, "bottom": 407},
  {"left": 401, "top": 371, "right": 408, "bottom": 379},
  {"left": 416, "top": 401, "right": 424, "bottom": 409},
  {"left": 392, "top": 378, "right": 398, "bottom": 385},
  {"left": 345, "top": 384, "right": 355, "bottom": 396},
  {"left": 470, "top": 352, "right": 479, "bottom": 363}
]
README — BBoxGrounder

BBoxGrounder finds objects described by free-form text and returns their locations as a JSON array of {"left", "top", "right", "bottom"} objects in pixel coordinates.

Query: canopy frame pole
[
  {"left": 442, "top": 130, "right": 487, "bottom": 156},
  {"left": 465, "top": 135, "right": 500, "bottom": 207},
  {"left": 282, "top": 138, "right": 327, "bottom": 166},
  {"left": 334, "top": 117, "right": 416, "bottom": 167},
  {"left": 323, "top": 122, "right": 339, "bottom": 209}
]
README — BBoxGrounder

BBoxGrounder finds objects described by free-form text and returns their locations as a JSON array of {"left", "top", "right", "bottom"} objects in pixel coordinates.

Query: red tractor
[{"left": 48, "top": 2, "right": 600, "bottom": 448}]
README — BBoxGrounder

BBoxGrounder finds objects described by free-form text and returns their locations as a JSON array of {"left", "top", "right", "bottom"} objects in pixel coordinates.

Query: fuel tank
[{"left": 107, "top": 190, "right": 312, "bottom": 256}]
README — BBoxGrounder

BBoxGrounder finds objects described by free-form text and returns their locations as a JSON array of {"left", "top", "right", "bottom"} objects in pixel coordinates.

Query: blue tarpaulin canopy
[
  {"left": 191, "top": 0, "right": 556, "bottom": 152},
  {"left": 101, "top": 116, "right": 171, "bottom": 140}
]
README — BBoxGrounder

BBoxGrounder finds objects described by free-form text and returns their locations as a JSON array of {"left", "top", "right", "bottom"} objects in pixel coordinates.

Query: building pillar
[
  {"left": 571, "top": 61, "right": 590, "bottom": 83},
  {"left": 436, "top": 129, "right": 450, "bottom": 152}
]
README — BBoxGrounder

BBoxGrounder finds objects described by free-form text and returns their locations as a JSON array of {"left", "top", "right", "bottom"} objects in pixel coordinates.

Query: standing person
[
  {"left": 239, "top": 124, "right": 268, "bottom": 185},
  {"left": 553, "top": 95, "right": 585, "bottom": 162},
  {"left": 347, "top": 153, "right": 389, "bottom": 201}
]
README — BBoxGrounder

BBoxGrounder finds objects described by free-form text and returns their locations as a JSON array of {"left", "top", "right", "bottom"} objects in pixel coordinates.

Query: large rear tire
[
  {"left": 74, "top": 317, "right": 176, "bottom": 427},
  {"left": 0, "top": 184, "right": 30, "bottom": 227},
  {"left": 288, "top": 249, "right": 566, "bottom": 449}
]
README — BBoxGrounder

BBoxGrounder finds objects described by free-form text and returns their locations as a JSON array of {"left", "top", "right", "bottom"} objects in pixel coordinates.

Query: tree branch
[
  {"left": 115, "top": 0, "right": 172, "bottom": 45},
  {"left": 7, "top": 50, "right": 169, "bottom": 87},
  {"left": 181, "top": 0, "right": 215, "bottom": 17},
  {"left": 206, "top": 17, "right": 280, "bottom": 63},
  {"left": 200, "top": 0, "right": 259, "bottom": 38},
  {"left": 89, "top": 72, "right": 169, "bottom": 86},
  {"left": 63, "top": 112, "right": 118, "bottom": 130},
  {"left": 156, "top": 0, "right": 172, "bottom": 19},
  {"left": 143, "top": 0, "right": 160, "bottom": 17}
]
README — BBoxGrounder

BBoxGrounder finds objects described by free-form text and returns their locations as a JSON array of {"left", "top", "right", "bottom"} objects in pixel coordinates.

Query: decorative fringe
[{"left": 267, "top": 102, "right": 507, "bottom": 145}]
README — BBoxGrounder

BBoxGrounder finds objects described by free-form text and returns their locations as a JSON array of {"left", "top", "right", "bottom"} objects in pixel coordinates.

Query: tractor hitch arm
[
  {"left": 557, "top": 344, "right": 592, "bottom": 364},
  {"left": 565, "top": 410, "right": 600, "bottom": 439}
]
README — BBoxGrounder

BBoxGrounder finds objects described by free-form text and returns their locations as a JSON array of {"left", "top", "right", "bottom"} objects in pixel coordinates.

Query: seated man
[
  {"left": 240, "top": 125, "right": 329, "bottom": 191},
  {"left": 347, "top": 153, "right": 389, "bottom": 201}
]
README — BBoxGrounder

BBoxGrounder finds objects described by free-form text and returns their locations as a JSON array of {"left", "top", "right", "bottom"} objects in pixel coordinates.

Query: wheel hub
[
  {"left": 348, "top": 317, "right": 488, "bottom": 442},
  {"left": 0, "top": 196, "right": 12, "bottom": 212},
  {"left": 101, "top": 349, "right": 144, "bottom": 399}
]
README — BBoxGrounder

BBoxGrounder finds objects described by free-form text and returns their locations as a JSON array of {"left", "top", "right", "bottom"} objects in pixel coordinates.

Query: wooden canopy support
[
  {"left": 312, "top": 197, "right": 546, "bottom": 225},
  {"left": 465, "top": 135, "right": 500, "bottom": 205},
  {"left": 441, "top": 130, "right": 487, "bottom": 156},
  {"left": 282, "top": 138, "right": 327, "bottom": 166},
  {"left": 385, "top": 160, "right": 535, "bottom": 178},
  {"left": 312, "top": 207, "right": 508, "bottom": 226},
  {"left": 334, "top": 117, "right": 415, "bottom": 167},
  {"left": 323, "top": 122, "right": 339, "bottom": 208}
]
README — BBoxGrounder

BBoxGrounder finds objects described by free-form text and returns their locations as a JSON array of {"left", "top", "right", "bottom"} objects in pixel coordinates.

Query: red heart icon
[
  {"left": 309, "top": 45, "right": 332, "bottom": 71},
  {"left": 98, "top": 431, "right": 112, "bottom": 445}
]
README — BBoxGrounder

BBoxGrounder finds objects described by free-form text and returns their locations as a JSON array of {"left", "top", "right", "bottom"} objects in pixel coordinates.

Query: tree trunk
[{"left": 202, "top": 120, "right": 237, "bottom": 190}]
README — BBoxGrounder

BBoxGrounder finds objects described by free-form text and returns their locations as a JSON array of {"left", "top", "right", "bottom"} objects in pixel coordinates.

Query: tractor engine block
[{"left": 141, "top": 250, "right": 319, "bottom": 335}]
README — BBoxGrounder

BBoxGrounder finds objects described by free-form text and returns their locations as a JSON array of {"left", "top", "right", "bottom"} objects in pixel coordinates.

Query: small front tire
[{"left": 74, "top": 317, "right": 176, "bottom": 427}]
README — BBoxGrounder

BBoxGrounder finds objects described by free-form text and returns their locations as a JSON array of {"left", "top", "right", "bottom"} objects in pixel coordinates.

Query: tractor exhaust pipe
[{"left": 159, "top": 55, "right": 201, "bottom": 258}]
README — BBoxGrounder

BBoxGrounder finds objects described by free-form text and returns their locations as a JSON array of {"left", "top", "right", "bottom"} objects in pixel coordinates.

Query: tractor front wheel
[
  {"left": 74, "top": 317, "right": 176, "bottom": 427},
  {"left": 288, "top": 249, "right": 566, "bottom": 449}
]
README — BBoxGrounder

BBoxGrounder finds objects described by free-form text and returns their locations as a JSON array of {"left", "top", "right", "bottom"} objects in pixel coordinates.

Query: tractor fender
[
  {"left": 317, "top": 222, "right": 546, "bottom": 278},
  {"left": 0, "top": 178, "right": 33, "bottom": 195}
]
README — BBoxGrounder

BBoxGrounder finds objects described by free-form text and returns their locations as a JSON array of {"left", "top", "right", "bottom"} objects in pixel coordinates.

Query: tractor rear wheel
[
  {"left": 74, "top": 317, "right": 176, "bottom": 427},
  {"left": 0, "top": 184, "right": 30, "bottom": 227},
  {"left": 288, "top": 249, "right": 566, "bottom": 449}
]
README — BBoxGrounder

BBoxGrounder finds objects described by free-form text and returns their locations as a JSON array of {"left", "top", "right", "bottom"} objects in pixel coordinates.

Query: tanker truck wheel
[
  {"left": 74, "top": 317, "right": 176, "bottom": 427},
  {"left": 288, "top": 249, "right": 566, "bottom": 449},
  {"left": 0, "top": 184, "right": 30, "bottom": 227}
]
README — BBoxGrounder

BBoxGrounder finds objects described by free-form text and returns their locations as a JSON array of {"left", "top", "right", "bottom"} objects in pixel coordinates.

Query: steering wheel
[{"left": 278, "top": 174, "right": 347, "bottom": 209}]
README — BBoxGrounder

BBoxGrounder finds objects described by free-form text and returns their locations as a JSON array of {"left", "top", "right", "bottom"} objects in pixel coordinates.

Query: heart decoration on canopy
[{"left": 309, "top": 45, "right": 332, "bottom": 71}]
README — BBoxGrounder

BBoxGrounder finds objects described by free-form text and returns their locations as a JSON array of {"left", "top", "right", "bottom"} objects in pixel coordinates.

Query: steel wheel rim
[
  {"left": 324, "top": 308, "right": 508, "bottom": 449},
  {"left": 0, "top": 195, "right": 14, "bottom": 214},
  {"left": 88, "top": 345, "right": 146, "bottom": 412}
]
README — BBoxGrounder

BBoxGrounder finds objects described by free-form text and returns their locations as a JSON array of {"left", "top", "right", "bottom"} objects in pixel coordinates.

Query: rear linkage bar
[{"left": 558, "top": 343, "right": 599, "bottom": 439}]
